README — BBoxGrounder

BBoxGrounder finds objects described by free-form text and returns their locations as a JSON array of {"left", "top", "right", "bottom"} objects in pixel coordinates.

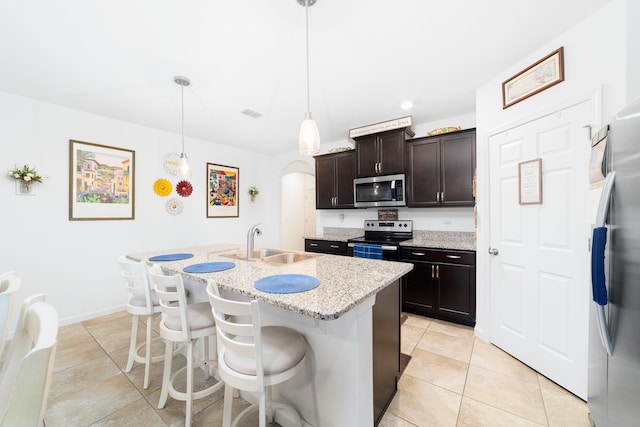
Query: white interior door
[{"left": 488, "top": 100, "right": 592, "bottom": 398}]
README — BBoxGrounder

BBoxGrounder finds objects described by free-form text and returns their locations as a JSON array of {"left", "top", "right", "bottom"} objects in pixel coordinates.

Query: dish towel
[{"left": 353, "top": 244, "right": 383, "bottom": 260}]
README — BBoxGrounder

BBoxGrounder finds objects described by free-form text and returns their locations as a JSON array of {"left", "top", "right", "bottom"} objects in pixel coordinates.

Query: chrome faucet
[{"left": 247, "top": 223, "right": 262, "bottom": 259}]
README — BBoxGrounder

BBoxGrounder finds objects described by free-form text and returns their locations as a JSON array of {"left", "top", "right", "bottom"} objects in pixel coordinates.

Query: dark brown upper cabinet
[
  {"left": 354, "top": 128, "right": 415, "bottom": 177},
  {"left": 406, "top": 129, "right": 476, "bottom": 207},
  {"left": 314, "top": 150, "right": 356, "bottom": 209}
]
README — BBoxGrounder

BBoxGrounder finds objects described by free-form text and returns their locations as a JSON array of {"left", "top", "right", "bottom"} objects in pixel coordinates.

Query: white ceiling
[{"left": 0, "top": 0, "right": 612, "bottom": 154}]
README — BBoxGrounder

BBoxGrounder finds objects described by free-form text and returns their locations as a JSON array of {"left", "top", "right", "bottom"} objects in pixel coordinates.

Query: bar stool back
[
  {"left": 149, "top": 265, "right": 222, "bottom": 427},
  {"left": 117, "top": 255, "right": 164, "bottom": 389},
  {"left": 207, "top": 283, "right": 308, "bottom": 427},
  {"left": 0, "top": 271, "right": 20, "bottom": 364}
]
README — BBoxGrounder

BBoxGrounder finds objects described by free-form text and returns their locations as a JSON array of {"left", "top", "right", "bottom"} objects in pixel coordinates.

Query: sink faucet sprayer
[{"left": 247, "top": 223, "right": 262, "bottom": 259}]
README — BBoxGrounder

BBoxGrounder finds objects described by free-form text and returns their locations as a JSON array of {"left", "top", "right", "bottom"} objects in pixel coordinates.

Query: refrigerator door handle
[
  {"left": 591, "top": 171, "right": 616, "bottom": 355},
  {"left": 592, "top": 226, "right": 613, "bottom": 355}
]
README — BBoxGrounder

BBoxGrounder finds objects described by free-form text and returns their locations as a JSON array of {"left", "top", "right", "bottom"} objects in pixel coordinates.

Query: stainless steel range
[{"left": 347, "top": 220, "right": 413, "bottom": 260}]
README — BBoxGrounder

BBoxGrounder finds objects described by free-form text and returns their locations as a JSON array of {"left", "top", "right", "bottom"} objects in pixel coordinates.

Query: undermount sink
[{"left": 221, "top": 248, "right": 320, "bottom": 265}]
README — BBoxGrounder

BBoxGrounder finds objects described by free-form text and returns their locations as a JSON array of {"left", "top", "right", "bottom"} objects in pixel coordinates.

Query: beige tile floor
[{"left": 43, "top": 311, "right": 591, "bottom": 426}]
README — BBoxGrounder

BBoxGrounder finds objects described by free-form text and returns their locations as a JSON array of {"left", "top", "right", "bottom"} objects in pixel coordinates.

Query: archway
[{"left": 280, "top": 161, "right": 315, "bottom": 251}]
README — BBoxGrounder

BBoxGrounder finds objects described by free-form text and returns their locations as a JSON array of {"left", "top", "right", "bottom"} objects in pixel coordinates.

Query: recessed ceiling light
[{"left": 400, "top": 101, "right": 414, "bottom": 110}]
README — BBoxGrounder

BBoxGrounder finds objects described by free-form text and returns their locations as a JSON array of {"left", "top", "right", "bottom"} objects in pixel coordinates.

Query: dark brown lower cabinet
[
  {"left": 372, "top": 279, "right": 400, "bottom": 426},
  {"left": 401, "top": 247, "right": 476, "bottom": 326},
  {"left": 304, "top": 239, "right": 347, "bottom": 255}
]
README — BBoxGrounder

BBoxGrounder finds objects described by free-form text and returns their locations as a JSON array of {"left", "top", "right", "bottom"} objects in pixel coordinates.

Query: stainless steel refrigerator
[{"left": 588, "top": 97, "right": 640, "bottom": 426}]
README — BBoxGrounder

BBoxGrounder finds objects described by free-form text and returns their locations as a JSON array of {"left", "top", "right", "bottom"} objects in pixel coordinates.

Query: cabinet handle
[
  {"left": 436, "top": 265, "right": 439, "bottom": 279},
  {"left": 329, "top": 245, "right": 339, "bottom": 249},
  {"left": 441, "top": 191, "right": 445, "bottom": 203},
  {"left": 436, "top": 192, "right": 440, "bottom": 203},
  {"left": 431, "top": 265, "right": 435, "bottom": 278},
  {"left": 378, "top": 162, "right": 382, "bottom": 174},
  {"left": 309, "top": 243, "right": 319, "bottom": 247},
  {"left": 411, "top": 252, "right": 426, "bottom": 256},
  {"left": 446, "top": 255, "right": 461, "bottom": 259}
]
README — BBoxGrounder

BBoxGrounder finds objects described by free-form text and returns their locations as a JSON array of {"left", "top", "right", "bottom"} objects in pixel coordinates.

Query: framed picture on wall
[
  {"left": 502, "top": 47, "right": 564, "bottom": 109},
  {"left": 207, "top": 163, "right": 239, "bottom": 218},
  {"left": 69, "top": 140, "right": 135, "bottom": 220}
]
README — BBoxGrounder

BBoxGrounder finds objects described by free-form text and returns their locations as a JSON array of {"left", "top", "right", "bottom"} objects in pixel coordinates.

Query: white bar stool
[
  {"left": 117, "top": 255, "right": 166, "bottom": 389},
  {"left": 149, "top": 265, "right": 223, "bottom": 427},
  {"left": 207, "top": 283, "right": 308, "bottom": 427}
]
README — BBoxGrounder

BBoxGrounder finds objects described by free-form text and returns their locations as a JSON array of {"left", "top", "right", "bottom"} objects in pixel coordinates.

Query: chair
[
  {"left": 118, "top": 255, "right": 165, "bottom": 389},
  {"left": 0, "top": 272, "right": 21, "bottom": 364},
  {"left": 0, "top": 295, "right": 58, "bottom": 427},
  {"left": 148, "top": 264, "right": 223, "bottom": 427},
  {"left": 206, "top": 283, "right": 308, "bottom": 427}
]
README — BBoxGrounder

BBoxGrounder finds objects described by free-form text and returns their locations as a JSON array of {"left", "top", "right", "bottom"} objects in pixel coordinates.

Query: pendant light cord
[
  {"left": 180, "top": 84, "right": 185, "bottom": 153},
  {"left": 305, "top": 0, "right": 311, "bottom": 116}
]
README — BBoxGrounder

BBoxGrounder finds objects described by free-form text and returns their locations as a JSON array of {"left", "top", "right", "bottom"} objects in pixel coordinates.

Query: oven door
[{"left": 347, "top": 242, "right": 400, "bottom": 261}]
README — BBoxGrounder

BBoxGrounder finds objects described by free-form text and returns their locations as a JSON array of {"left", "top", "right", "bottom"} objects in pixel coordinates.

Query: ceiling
[{"left": 0, "top": 0, "right": 612, "bottom": 154}]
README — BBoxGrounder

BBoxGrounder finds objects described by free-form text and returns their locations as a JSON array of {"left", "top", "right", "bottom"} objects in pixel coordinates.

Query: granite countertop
[
  {"left": 306, "top": 227, "right": 476, "bottom": 251},
  {"left": 401, "top": 230, "right": 476, "bottom": 251},
  {"left": 128, "top": 244, "right": 412, "bottom": 321},
  {"left": 304, "top": 227, "right": 364, "bottom": 242}
]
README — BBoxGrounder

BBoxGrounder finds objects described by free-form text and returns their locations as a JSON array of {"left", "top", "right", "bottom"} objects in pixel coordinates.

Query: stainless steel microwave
[{"left": 353, "top": 174, "right": 406, "bottom": 208}]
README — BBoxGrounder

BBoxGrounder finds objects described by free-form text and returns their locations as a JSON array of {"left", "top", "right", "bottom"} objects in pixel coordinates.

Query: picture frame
[
  {"left": 518, "top": 158, "right": 542, "bottom": 205},
  {"left": 69, "top": 140, "right": 135, "bottom": 220},
  {"left": 207, "top": 163, "right": 239, "bottom": 218},
  {"left": 502, "top": 47, "right": 564, "bottom": 109}
]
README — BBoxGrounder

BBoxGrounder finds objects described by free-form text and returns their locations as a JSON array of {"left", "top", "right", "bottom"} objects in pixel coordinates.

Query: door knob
[{"left": 488, "top": 247, "right": 499, "bottom": 256}]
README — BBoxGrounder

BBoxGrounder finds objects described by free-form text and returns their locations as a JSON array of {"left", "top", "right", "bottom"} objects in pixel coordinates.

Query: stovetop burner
[{"left": 348, "top": 220, "right": 413, "bottom": 245}]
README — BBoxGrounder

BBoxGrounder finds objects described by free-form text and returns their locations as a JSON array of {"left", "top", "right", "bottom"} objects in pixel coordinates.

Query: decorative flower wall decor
[
  {"left": 248, "top": 186, "right": 259, "bottom": 202},
  {"left": 176, "top": 180, "right": 193, "bottom": 197},
  {"left": 10, "top": 164, "right": 43, "bottom": 183},
  {"left": 153, "top": 178, "right": 172, "bottom": 197},
  {"left": 10, "top": 164, "right": 44, "bottom": 196}
]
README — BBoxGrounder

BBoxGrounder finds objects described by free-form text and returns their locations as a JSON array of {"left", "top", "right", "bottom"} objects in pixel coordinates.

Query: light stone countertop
[
  {"left": 303, "top": 227, "right": 364, "bottom": 242},
  {"left": 305, "top": 228, "right": 476, "bottom": 251},
  {"left": 128, "top": 243, "right": 413, "bottom": 321},
  {"left": 400, "top": 230, "right": 476, "bottom": 251}
]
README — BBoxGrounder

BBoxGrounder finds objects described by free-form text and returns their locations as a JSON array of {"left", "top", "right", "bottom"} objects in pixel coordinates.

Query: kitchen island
[{"left": 128, "top": 244, "right": 413, "bottom": 427}]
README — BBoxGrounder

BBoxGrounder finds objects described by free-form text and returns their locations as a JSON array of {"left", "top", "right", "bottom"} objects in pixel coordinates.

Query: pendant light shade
[
  {"left": 298, "top": 0, "right": 320, "bottom": 155},
  {"left": 299, "top": 113, "right": 320, "bottom": 155},
  {"left": 175, "top": 76, "right": 191, "bottom": 179}
]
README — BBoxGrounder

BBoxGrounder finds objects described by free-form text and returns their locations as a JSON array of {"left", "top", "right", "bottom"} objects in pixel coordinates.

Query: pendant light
[
  {"left": 298, "top": 0, "right": 320, "bottom": 156},
  {"left": 174, "top": 76, "right": 191, "bottom": 178}
]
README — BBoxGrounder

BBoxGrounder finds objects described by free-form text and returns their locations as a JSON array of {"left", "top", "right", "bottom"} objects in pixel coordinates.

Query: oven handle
[{"left": 347, "top": 243, "right": 398, "bottom": 251}]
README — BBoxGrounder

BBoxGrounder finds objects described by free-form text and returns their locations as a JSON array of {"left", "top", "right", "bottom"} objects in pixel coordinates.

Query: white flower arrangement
[
  {"left": 9, "top": 164, "right": 43, "bottom": 183},
  {"left": 248, "top": 186, "right": 259, "bottom": 197}
]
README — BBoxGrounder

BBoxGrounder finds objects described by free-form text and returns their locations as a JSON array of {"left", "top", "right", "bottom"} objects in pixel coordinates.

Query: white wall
[
  {"left": 474, "top": 0, "right": 629, "bottom": 339},
  {"left": 0, "top": 91, "right": 274, "bottom": 326}
]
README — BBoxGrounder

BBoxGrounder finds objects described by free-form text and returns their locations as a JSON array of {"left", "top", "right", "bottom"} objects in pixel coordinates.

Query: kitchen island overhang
[{"left": 128, "top": 244, "right": 413, "bottom": 426}]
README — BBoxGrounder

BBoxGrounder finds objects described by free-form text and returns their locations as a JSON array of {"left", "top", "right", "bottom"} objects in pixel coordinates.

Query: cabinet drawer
[
  {"left": 305, "top": 239, "right": 347, "bottom": 256},
  {"left": 400, "top": 247, "right": 475, "bottom": 265}
]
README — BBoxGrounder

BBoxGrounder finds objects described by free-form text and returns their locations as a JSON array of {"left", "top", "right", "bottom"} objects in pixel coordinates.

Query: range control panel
[{"left": 363, "top": 220, "right": 413, "bottom": 232}]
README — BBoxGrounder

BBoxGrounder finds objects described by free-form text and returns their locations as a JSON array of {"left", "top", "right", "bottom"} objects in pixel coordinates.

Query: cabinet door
[
  {"left": 355, "top": 134, "right": 379, "bottom": 177},
  {"left": 441, "top": 131, "right": 476, "bottom": 206},
  {"left": 315, "top": 156, "right": 336, "bottom": 209},
  {"left": 402, "top": 261, "right": 436, "bottom": 313},
  {"left": 305, "top": 239, "right": 347, "bottom": 255},
  {"left": 436, "top": 263, "right": 476, "bottom": 325},
  {"left": 334, "top": 151, "right": 356, "bottom": 208},
  {"left": 377, "top": 130, "right": 406, "bottom": 175},
  {"left": 406, "top": 139, "right": 440, "bottom": 207}
]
